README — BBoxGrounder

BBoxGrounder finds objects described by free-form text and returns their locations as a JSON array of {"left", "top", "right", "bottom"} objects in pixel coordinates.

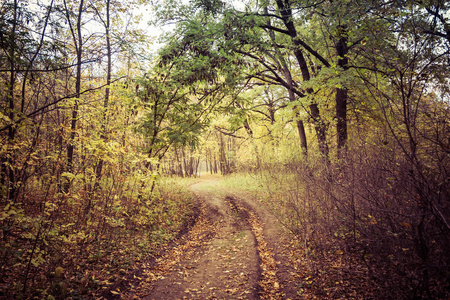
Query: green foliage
[
  {"left": 0, "top": 11, "right": 195, "bottom": 296},
  {"left": 151, "top": 1, "right": 448, "bottom": 297},
  {"left": 1, "top": 0, "right": 449, "bottom": 298},
  {"left": 135, "top": 9, "right": 250, "bottom": 161}
]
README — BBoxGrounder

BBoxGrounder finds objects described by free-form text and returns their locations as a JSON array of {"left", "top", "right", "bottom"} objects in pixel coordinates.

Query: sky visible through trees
[{"left": 1, "top": 0, "right": 449, "bottom": 299}]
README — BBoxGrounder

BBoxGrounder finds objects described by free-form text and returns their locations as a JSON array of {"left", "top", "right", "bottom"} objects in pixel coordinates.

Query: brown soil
[{"left": 109, "top": 176, "right": 300, "bottom": 300}]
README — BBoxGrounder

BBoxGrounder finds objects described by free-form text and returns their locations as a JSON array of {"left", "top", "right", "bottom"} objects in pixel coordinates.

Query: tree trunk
[
  {"left": 64, "top": 0, "right": 84, "bottom": 192},
  {"left": 335, "top": 28, "right": 349, "bottom": 158},
  {"left": 266, "top": 5, "right": 308, "bottom": 155},
  {"left": 310, "top": 103, "right": 329, "bottom": 157},
  {"left": 219, "top": 133, "right": 228, "bottom": 175},
  {"left": 296, "top": 120, "right": 308, "bottom": 154},
  {"left": 174, "top": 147, "right": 183, "bottom": 177},
  {"left": 96, "top": 0, "right": 112, "bottom": 181},
  {"left": 6, "top": 0, "right": 18, "bottom": 201},
  {"left": 182, "top": 147, "right": 189, "bottom": 176},
  {"left": 205, "top": 151, "right": 210, "bottom": 173},
  {"left": 275, "top": 0, "right": 328, "bottom": 158}
]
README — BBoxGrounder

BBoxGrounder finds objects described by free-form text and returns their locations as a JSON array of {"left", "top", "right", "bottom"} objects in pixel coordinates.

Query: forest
[{"left": 1, "top": 0, "right": 449, "bottom": 299}]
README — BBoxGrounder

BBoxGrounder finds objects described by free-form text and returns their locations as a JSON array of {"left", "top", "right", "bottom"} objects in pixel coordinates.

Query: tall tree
[
  {"left": 63, "top": 0, "right": 85, "bottom": 192},
  {"left": 264, "top": 5, "right": 308, "bottom": 154},
  {"left": 94, "top": 0, "right": 112, "bottom": 182},
  {"left": 5, "top": 0, "right": 19, "bottom": 201},
  {"left": 272, "top": 0, "right": 330, "bottom": 157},
  {"left": 335, "top": 25, "right": 349, "bottom": 157}
]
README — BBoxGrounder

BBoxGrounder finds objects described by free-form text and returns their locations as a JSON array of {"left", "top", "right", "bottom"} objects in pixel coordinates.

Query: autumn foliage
[{"left": 1, "top": 0, "right": 450, "bottom": 299}]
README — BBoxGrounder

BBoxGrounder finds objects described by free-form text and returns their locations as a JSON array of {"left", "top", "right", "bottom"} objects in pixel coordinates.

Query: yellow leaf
[
  {"left": 110, "top": 290, "right": 120, "bottom": 295},
  {"left": 55, "top": 267, "right": 64, "bottom": 277},
  {"left": 400, "top": 222, "right": 412, "bottom": 228}
]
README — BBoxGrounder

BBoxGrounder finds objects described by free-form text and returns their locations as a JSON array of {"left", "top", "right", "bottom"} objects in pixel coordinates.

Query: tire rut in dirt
[
  {"left": 99, "top": 197, "right": 209, "bottom": 300},
  {"left": 225, "top": 196, "right": 283, "bottom": 300},
  {"left": 129, "top": 201, "right": 219, "bottom": 299},
  {"left": 225, "top": 195, "right": 252, "bottom": 231},
  {"left": 132, "top": 190, "right": 261, "bottom": 299}
]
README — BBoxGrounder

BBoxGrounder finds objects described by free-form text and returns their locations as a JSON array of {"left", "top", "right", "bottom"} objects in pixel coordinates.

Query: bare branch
[{"left": 0, "top": 76, "right": 125, "bottom": 132}]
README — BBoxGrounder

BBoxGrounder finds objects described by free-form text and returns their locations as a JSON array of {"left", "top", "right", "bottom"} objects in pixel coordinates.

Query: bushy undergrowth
[
  {"left": 233, "top": 142, "right": 449, "bottom": 299},
  {"left": 0, "top": 176, "right": 195, "bottom": 299}
]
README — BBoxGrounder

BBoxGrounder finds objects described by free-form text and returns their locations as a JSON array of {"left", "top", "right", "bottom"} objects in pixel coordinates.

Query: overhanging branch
[{"left": 0, "top": 76, "right": 126, "bottom": 132}]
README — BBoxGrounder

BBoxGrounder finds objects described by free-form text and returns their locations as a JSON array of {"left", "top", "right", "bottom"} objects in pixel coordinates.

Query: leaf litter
[{"left": 115, "top": 179, "right": 288, "bottom": 300}]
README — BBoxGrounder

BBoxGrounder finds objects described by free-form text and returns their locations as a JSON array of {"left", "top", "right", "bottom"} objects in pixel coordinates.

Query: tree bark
[
  {"left": 335, "top": 27, "right": 349, "bottom": 158},
  {"left": 6, "top": 0, "right": 18, "bottom": 201},
  {"left": 64, "top": 0, "right": 84, "bottom": 192},
  {"left": 266, "top": 5, "right": 308, "bottom": 155},
  {"left": 96, "top": 0, "right": 112, "bottom": 181},
  {"left": 275, "top": 0, "right": 329, "bottom": 158}
]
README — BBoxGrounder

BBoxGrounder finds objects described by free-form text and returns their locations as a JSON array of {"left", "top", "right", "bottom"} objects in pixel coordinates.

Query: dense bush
[{"left": 252, "top": 123, "right": 450, "bottom": 298}]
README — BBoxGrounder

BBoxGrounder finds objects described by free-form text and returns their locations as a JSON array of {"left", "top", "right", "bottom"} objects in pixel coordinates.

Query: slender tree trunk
[
  {"left": 310, "top": 103, "right": 329, "bottom": 157},
  {"left": 21, "top": 0, "right": 54, "bottom": 114},
  {"left": 182, "top": 147, "right": 188, "bottom": 176},
  {"left": 5, "top": 0, "right": 18, "bottom": 202},
  {"left": 64, "top": 0, "right": 84, "bottom": 192},
  {"left": 296, "top": 120, "right": 308, "bottom": 153},
  {"left": 219, "top": 133, "right": 228, "bottom": 175},
  {"left": 96, "top": 0, "right": 112, "bottom": 181},
  {"left": 336, "top": 27, "right": 349, "bottom": 158},
  {"left": 205, "top": 151, "right": 210, "bottom": 174},
  {"left": 174, "top": 147, "right": 183, "bottom": 177},
  {"left": 230, "top": 137, "right": 236, "bottom": 172},
  {"left": 194, "top": 157, "right": 200, "bottom": 176},
  {"left": 209, "top": 151, "right": 214, "bottom": 174}
]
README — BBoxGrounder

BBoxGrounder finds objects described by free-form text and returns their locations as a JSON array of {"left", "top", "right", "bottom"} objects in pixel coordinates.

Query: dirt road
[{"left": 133, "top": 176, "right": 299, "bottom": 299}]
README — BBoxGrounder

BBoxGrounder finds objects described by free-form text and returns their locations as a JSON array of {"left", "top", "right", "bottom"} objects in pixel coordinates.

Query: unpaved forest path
[{"left": 132, "top": 176, "right": 299, "bottom": 300}]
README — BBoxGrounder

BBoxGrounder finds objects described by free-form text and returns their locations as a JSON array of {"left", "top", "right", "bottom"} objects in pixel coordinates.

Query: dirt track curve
[{"left": 130, "top": 177, "right": 299, "bottom": 299}]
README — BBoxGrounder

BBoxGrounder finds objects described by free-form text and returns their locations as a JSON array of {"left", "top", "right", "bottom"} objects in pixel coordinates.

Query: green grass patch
[{"left": 219, "top": 172, "right": 262, "bottom": 194}]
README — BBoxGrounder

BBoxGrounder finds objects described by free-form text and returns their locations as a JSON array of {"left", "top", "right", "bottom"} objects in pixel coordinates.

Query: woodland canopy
[{"left": 1, "top": 0, "right": 449, "bottom": 298}]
